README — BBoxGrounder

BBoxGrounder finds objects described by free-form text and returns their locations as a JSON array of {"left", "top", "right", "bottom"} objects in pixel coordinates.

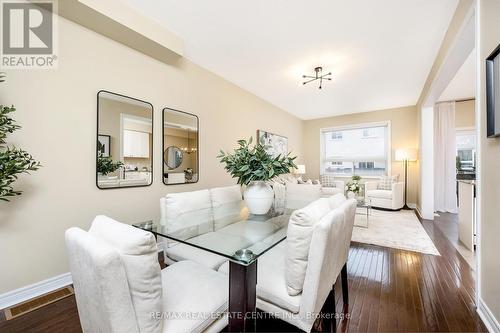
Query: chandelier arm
[{"left": 303, "top": 77, "right": 319, "bottom": 85}]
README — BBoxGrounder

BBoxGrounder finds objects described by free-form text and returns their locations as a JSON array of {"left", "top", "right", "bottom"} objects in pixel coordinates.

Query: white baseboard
[
  {"left": 478, "top": 297, "right": 500, "bottom": 333},
  {"left": 414, "top": 205, "right": 424, "bottom": 219},
  {"left": 0, "top": 241, "right": 164, "bottom": 311},
  {"left": 0, "top": 273, "right": 73, "bottom": 310}
]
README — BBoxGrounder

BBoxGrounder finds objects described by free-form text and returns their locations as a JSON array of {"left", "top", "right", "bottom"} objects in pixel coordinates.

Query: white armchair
[
  {"left": 65, "top": 216, "right": 229, "bottom": 333},
  {"left": 365, "top": 180, "right": 404, "bottom": 210}
]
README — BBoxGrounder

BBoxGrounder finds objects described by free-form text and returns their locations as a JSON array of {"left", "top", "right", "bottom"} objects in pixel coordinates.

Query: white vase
[
  {"left": 347, "top": 191, "right": 356, "bottom": 199},
  {"left": 244, "top": 181, "right": 274, "bottom": 215}
]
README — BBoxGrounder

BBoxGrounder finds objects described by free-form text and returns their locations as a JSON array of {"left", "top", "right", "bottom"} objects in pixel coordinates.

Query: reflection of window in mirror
[
  {"left": 163, "top": 108, "right": 199, "bottom": 185},
  {"left": 97, "top": 91, "right": 153, "bottom": 189}
]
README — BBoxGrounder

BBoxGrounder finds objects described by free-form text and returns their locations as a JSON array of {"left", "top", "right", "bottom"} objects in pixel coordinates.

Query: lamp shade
[
  {"left": 296, "top": 164, "right": 306, "bottom": 174},
  {"left": 395, "top": 148, "right": 418, "bottom": 161}
]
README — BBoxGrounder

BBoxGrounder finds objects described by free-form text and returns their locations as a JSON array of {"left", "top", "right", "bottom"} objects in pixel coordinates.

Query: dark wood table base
[{"left": 228, "top": 260, "right": 258, "bottom": 332}]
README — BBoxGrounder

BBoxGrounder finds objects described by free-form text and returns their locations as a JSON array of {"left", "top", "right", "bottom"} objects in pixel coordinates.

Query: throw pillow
[
  {"left": 377, "top": 175, "right": 399, "bottom": 190},
  {"left": 320, "top": 174, "right": 336, "bottom": 187},
  {"left": 276, "top": 174, "right": 298, "bottom": 185},
  {"left": 297, "top": 178, "right": 314, "bottom": 185},
  {"left": 312, "top": 179, "right": 321, "bottom": 185}
]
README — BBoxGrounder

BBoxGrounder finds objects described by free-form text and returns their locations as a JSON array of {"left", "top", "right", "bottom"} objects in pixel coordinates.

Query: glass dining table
[{"left": 133, "top": 199, "right": 309, "bottom": 332}]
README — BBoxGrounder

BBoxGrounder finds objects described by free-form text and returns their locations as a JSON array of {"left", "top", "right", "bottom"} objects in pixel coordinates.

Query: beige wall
[
  {"left": 455, "top": 99, "right": 475, "bottom": 128},
  {"left": 0, "top": 16, "right": 303, "bottom": 293},
  {"left": 479, "top": 0, "right": 500, "bottom": 324},
  {"left": 303, "top": 106, "right": 418, "bottom": 204}
]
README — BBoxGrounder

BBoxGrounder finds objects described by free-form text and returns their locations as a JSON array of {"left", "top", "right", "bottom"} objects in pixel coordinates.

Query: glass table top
[{"left": 133, "top": 199, "right": 309, "bottom": 265}]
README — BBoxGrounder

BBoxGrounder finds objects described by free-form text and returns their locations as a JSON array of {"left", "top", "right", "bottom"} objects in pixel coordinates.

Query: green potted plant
[
  {"left": 345, "top": 175, "right": 362, "bottom": 199},
  {"left": 97, "top": 152, "right": 123, "bottom": 176},
  {"left": 456, "top": 155, "right": 462, "bottom": 171},
  {"left": 1, "top": 73, "right": 42, "bottom": 201},
  {"left": 218, "top": 137, "right": 296, "bottom": 214}
]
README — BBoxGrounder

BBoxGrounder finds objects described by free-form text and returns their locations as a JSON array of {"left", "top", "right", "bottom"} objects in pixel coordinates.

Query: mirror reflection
[
  {"left": 163, "top": 108, "right": 199, "bottom": 185},
  {"left": 164, "top": 146, "right": 184, "bottom": 169},
  {"left": 97, "top": 91, "right": 153, "bottom": 189}
]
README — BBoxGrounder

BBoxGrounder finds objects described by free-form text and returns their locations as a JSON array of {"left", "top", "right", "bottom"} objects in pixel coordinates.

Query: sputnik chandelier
[{"left": 302, "top": 66, "right": 332, "bottom": 89}]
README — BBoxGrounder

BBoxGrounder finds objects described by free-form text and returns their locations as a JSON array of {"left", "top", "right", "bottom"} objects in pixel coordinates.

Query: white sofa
[
  {"left": 159, "top": 184, "right": 349, "bottom": 269},
  {"left": 284, "top": 182, "right": 344, "bottom": 209},
  {"left": 65, "top": 215, "right": 228, "bottom": 333},
  {"left": 160, "top": 185, "right": 279, "bottom": 269},
  {"left": 365, "top": 179, "right": 404, "bottom": 210}
]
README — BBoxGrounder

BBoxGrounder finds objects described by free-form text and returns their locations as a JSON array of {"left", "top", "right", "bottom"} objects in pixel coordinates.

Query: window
[
  {"left": 456, "top": 130, "right": 476, "bottom": 171},
  {"left": 362, "top": 128, "right": 378, "bottom": 138},
  {"left": 321, "top": 122, "right": 389, "bottom": 176},
  {"left": 331, "top": 132, "right": 343, "bottom": 140}
]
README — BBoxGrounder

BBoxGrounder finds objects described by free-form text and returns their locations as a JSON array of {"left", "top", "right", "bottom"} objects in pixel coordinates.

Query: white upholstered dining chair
[
  {"left": 65, "top": 215, "right": 228, "bottom": 333},
  {"left": 219, "top": 195, "right": 356, "bottom": 332}
]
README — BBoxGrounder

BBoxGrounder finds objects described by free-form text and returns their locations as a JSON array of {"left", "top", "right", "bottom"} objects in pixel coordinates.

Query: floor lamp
[{"left": 395, "top": 148, "right": 418, "bottom": 210}]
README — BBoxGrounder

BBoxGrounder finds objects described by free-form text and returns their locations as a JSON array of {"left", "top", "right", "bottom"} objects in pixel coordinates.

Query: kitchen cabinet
[
  {"left": 123, "top": 130, "right": 149, "bottom": 158},
  {"left": 458, "top": 180, "right": 475, "bottom": 251}
]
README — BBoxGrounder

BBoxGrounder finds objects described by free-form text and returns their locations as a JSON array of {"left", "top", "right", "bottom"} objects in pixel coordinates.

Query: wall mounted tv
[{"left": 486, "top": 43, "right": 500, "bottom": 137}]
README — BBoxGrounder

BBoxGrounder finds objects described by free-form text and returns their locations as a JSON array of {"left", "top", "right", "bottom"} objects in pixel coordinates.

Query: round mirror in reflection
[{"left": 164, "top": 146, "right": 184, "bottom": 169}]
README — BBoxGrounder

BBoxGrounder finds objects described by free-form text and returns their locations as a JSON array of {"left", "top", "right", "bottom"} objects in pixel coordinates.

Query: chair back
[
  {"left": 210, "top": 185, "right": 245, "bottom": 230},
  {"left": 299, "top": 198, "right": 357, "bottom": 329},
  {"left": 160, "top": 189, "right": 214, "bottom": 247},
  {"left": 65, "top": 227, "right": 139, "bottom": 333},
  {"left": 339, "top": 199, "right": 356, "bottom": 265},
  {"left": 66, "top": 216, "right": 163, "bottom": 333},
  {"left": 285, "top": 183, "right": 322, "bottom": 209}
]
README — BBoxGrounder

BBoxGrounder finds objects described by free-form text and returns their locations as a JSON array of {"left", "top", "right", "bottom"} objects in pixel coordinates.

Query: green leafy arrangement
[
  {"left": 345, "top": 175, "right": 362, "bottom": 195},
  {"left": 217, "top": 137, "right": 297, "bottom": 186},
  {"left": 97, "top": 152, "right": 123, "bottom": 175},
  {"left": 0, "top": 100, "right": 42, "bottom": 201}
]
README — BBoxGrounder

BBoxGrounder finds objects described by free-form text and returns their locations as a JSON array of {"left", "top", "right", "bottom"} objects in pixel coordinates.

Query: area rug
[{"left": 352, "top": 209, "right": 440, "bottom": 255}]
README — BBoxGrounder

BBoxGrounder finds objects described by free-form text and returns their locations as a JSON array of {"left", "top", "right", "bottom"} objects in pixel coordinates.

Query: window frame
[
  {"left": 319, "top": 121, "right": 392, "bottom": 178},
  {"left": 456, "top": 127, "right": 476, "bottom": 171}
]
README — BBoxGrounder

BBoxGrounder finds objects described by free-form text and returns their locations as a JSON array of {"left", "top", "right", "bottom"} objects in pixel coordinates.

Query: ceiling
[
  {"left": 438, "top": 49, "right": 475, "bottom": 102},
  {"left": 126, "top": 0, "right": 458, "bottom": 120}
]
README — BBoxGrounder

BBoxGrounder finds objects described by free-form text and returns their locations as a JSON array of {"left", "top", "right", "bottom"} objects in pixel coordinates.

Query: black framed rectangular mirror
[
  {"left": 163, "top": 108, "right": 199, "bottom": 185},
  {"left": 97, "top": 90, "right": 153, "bottom": 189}
]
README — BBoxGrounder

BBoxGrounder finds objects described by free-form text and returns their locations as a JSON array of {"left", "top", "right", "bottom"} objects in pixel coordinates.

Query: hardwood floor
[
  {"left": 433, "top": 212, "right": 476, "bottom": 270},
  {"left": 0, "top": 213, "right": 487, "bottom": 333}
]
